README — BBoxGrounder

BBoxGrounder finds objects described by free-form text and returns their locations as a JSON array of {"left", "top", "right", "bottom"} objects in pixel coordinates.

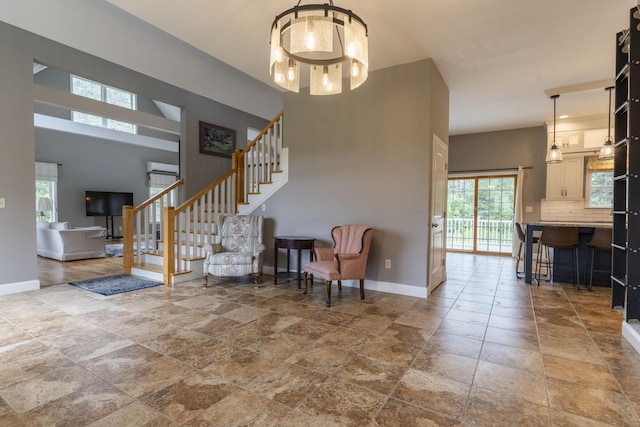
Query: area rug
[
  {"left": 69, "top": 274, "right": 162, "bottom": 296},
  {"left": 105, "top": 244, "right": 124, "bottom": 258},
  {"left": 105, "top": 243, "right": 147, "bottom": 258}
]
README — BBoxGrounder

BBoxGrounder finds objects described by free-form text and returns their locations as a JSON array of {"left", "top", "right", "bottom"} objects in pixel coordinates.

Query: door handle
[{"left": 432, "top": 223, "right": 438, "bottom": 228}]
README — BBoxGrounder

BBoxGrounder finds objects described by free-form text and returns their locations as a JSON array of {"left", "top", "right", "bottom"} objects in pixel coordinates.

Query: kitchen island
[{"left": 523, "top": 222, "right": 612, "bottom": 286}]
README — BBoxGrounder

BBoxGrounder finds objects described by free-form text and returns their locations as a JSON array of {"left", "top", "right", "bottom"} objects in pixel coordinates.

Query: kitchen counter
[
  {"left": 536, "top": 221, "right": 612, "bottom": 227},
  {"left": 523, "top": 222, "right": 611, "bottom": 285}
]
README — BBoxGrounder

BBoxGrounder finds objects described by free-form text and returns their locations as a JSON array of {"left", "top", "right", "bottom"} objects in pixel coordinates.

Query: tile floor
[{"left": 2, "top": 253, "right": 640, "bottom": 426}]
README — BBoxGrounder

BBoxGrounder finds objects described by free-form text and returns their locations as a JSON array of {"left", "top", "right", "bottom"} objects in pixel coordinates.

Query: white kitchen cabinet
[{"left": 546, "top": 155, "right": 584, "bottom": 200}]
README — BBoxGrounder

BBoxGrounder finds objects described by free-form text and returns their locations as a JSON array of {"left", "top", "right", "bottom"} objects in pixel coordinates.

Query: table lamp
[{"left": 37, "top": 197, "right": 53, "bottom": 221}]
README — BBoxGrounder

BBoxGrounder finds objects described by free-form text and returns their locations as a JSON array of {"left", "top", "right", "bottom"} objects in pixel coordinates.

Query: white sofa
[{"left": 36, "top": 221, "right": 107, "bottom": 261}]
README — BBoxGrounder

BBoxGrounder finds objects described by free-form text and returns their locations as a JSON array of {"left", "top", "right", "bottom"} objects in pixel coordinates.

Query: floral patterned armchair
[{"left": 202, "top": 215, "right": 265, "bottom": 288}]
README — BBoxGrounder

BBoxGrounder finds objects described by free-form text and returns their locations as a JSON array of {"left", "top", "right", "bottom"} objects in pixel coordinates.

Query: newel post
[
  {"left": 122, "top": 205, "right": 134, "bottom": 274},
  {"left": 234, "top": 149, "right": 245, "bottom": 204},
  {"left": 163, "top": 206, "right": 175, "bottom": 285}
]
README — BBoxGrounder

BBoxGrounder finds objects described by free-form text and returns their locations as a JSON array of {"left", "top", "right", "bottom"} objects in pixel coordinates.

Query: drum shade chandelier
[{"left": 269, "top": 1, "right": 369, "bottom": 95}]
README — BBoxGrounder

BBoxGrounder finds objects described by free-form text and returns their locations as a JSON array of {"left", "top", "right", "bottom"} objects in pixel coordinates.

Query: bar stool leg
[
  {"left": 588, "top": 247, "right": 595, "bottom": 291},
  {"left": 535, "top": 242, "right": 551, "bottom": 285},
  {"left": 575, "top": 247, "right": 580, "bottom": 289},
  {"left": 516, "top": 241, "right": 524, "bottom": 278}
]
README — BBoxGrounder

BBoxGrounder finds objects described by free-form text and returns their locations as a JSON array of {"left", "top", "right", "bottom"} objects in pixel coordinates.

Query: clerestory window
[{"left": 70, "top": 75, "right": 137, "bottom": 133}]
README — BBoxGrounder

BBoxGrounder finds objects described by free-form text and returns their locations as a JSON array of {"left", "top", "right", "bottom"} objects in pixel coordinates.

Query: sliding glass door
[
  {"left": 447, "top": 179, "right": 476, "bottom": 251},
  {"left": 447, "top": 175, "right": 515, "bottom": 254}
]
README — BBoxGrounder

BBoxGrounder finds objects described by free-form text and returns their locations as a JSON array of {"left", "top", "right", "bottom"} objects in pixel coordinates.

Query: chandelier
[{"left": 269, "top": 1, "right": 369, "bottom": 95}]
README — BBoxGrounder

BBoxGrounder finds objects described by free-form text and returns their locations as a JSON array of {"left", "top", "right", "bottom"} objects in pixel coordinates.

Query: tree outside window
[{"left": 587, "top": 171, "right": 613, "bottom": 208}]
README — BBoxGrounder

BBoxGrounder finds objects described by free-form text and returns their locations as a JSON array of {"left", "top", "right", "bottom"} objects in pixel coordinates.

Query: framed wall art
[{"left": 199, "top": 121, "right": 236, "bottom": 158}]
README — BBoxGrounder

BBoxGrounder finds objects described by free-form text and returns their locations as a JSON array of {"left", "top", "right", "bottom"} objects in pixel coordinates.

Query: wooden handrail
[
  {"left": 133, "top": 178, "right": 184, "bottom": 214},
  {"left": 243, "top": 111, "right": 283, "bottom": 154},
  {"left": 175, "top": 168, "right": 236, "bottom": 215}
]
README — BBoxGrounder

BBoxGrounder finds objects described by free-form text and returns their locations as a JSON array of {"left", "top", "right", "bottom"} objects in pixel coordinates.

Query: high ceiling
[
  {"left": 104, "top": 0, "right": 635, "bottom": 135},
  {"left": 5, "top": 0, "right": 634, "bottom": 136}
]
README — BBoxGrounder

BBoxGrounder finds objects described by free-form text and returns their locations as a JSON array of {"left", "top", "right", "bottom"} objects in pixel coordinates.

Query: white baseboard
[
  {"left": 0, "top": 280, "right": 40, "bottom": 296},
  {"left": 622, "top": 321, "right": 640, "bottom": 356},
  {"left": 338, "top": 279, "right": 427, "bottom": 299},
  {"left": 266, "top": 265, "right": 427, "bottom": 299}
]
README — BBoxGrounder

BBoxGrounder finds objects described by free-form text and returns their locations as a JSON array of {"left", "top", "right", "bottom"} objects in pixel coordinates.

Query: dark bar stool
[
  {"left": 536, "top": 226, "right": 580, "bottom": 286},
  {"left": 585, "top": 228, "right": 612, "bottom": 291},
  {"left": 515, "top": 223, "right": 544, "bottom": 279}
]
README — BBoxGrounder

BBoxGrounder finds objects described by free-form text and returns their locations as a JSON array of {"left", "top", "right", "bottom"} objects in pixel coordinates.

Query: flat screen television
[{"left": 85, "top": 191, "right": 134, "bottom": 217}]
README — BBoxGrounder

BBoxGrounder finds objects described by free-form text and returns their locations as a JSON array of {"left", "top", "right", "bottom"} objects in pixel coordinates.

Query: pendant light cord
[
  {"left": 551, "top": 94, "right": 559, "bottom": 145},
  {"left": 553, "top": 96, "right": 556, "bottom": 144}
]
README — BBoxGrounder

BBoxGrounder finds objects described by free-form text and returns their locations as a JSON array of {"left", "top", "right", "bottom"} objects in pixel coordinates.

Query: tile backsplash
[{"left": 540, "top": 199, "right": 612, "bottom": 223}]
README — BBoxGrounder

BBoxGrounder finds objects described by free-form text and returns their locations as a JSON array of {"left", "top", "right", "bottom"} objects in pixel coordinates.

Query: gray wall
[
  {"left": 449, "top": 126, "right": 547, "bottom": 222},
  {"left": 1, "top": 0, "right": 283, "bottom": 121},
  {"left": 261, "top": 59, "right": 449, "bottom": 290},
  {"left": 0, "top": 20, "right": 275, "bottom": 292},
  {"left": 0, "top": 22, "right": 37, "bottom": 288},
  {"left": 35, "top": 128, "right": 178, "bottom": 232}
]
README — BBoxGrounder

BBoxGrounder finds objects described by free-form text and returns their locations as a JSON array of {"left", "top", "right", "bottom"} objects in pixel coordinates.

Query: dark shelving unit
[{"left": 612, "top": 8, "right": 640, "bottom": 322}]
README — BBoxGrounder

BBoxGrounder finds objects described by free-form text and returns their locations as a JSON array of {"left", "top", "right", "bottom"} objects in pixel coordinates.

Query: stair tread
[
  {"left": 131, "top": 262, "right": 163, "bottom": 273},
  {"left": 142, "top": 250, "right": 163, "bottom": 256},
  {"left": 173, "top": 270, "right": 195, "bottom": 276},
  {"left": 131, "top": 263, "right": 194, "bottom": 277},
  {"left": 141, "top": 250, "right": 206, "bottom": 262},
  {"left": 178, "top": 231, "right": 218, "bottom": 235}
]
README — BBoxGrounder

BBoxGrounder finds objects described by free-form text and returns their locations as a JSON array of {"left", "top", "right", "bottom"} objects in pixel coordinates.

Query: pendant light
[
  {"left": 599, "top": 86, "right": 615, "bottom": 159},
  {"left": 546, "top": 94, "right": 563, "bottom": 164}
]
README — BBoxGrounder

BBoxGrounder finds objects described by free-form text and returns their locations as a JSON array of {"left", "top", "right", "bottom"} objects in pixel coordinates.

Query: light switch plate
[
  {"left": 0, "top": 198, "right": 5, "bottom": 208},
  {"left": 525, "top": 206, "right": 533, "bottom": 213}
]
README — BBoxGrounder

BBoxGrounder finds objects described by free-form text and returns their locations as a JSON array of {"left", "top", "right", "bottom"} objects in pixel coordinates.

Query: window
[
  {"left": 35, "top": 162, "right": 58, "bottom": 222},
  {"left": 71, "top": 75, "right": 137, "bottom": 133},
  {"left": 585, "top": 157, "right": 613, "bottom": 208},
  {"left": 149, "top": 173, "right": 177, "bottom": 222}
]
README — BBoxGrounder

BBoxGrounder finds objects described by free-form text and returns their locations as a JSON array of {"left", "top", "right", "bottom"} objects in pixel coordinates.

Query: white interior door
[{"left": 429, "top": 134, "right": 447, "bottom": 294}]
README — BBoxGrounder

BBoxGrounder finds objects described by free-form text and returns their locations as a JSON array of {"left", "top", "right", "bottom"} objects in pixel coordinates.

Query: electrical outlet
[
  {"left": 525, "top": 206, "right": 533, "bottom": 213},
  {"left": 261, "top": 203, "right": 266, "bottom": 212},
  {"left": 385, "top": 259, "right": 391, "bottom": 269}
]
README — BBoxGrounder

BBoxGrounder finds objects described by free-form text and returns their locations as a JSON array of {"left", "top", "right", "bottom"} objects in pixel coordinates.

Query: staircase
[{"left": 123, "top": 112, "right": 286, "bottom": 285}]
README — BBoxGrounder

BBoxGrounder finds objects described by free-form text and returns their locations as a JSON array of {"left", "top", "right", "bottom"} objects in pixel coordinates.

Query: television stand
[{"left": 104, "top": 215, "right": 122, "bottom": 240}]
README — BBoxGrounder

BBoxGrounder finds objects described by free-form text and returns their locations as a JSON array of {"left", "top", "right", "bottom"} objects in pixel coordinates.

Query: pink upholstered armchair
[{"left": 303, "top": 225, "right": 373, "bottom": 307}]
